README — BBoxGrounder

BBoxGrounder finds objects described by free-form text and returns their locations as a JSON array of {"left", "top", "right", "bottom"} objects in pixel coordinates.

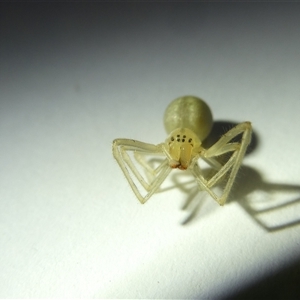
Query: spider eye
[
  {"left": 189, "top": 138, "right": 192, "bottom": 143},
  {"left": 182, "top": 139, "right": 185, "bottom": 142},
  {"left": 171, "top": 136, "right": 174, "bottom": 141}
]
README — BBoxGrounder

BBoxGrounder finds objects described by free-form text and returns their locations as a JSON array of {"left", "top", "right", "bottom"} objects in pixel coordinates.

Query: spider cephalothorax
[{"left": 163, "top": 128, "right": 202, "bottom": 170}]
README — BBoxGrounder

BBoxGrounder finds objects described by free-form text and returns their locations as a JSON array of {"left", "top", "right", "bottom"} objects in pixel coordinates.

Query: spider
[{"left": 113, "top": 96, "right": 252, "bottom": 205}]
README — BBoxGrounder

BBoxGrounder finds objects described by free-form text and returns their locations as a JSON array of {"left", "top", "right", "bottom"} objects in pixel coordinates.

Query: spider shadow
[
  {"left": 167, "top": 121, "right": 300, "bottom": 231},
  {"left": 170, "top": 165, "right": 300, "bottom": 231},
  {"left": 231, "top": 166, "right": 300, "bottom": 232}
]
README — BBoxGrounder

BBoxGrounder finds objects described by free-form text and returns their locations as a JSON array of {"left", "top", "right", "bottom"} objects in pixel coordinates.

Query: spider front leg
[
  {"left": 191, "top": 122, "right": 252, "bottom": 205},
  {"left": 112, "top": 139, "right": 172, "bottom": 204}
]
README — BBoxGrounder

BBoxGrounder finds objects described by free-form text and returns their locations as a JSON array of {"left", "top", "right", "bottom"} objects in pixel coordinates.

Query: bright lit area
[{"left": 1, "top": 3, "right": 300, "bottom": 298}]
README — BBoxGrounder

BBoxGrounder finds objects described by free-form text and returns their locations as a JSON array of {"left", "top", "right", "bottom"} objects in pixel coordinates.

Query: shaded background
[{"left": 1, "top": 2, "right": 300, "bottom": 298}]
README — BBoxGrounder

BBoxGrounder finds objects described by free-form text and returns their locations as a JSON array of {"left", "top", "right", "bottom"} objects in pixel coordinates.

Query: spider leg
[
  {"left": 142, "top": 161, "right": 172, "bottom": 202},
  {"left": 202, "top": 157, "right": 223, "bottom": 171},
  {"left": 134, "top": 150, "right": 165, "bottom": 182},
  {"left": 191, "top": 122, "right": 252, "bottom": 205},
  {"left": 112, "top": 139, "right": 171, "bottom": 204},
  {"left": 134, "top": 151, "right": 171, "bottom": 193},
  {"left": 204, "top": 122, "right": 251, "bottom": 157},
  {"left": 190, "top": 162, "right": 223, "bottom": 202}
]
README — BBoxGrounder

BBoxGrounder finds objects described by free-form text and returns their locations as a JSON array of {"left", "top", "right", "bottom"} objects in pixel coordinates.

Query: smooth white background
[{"left": 1, "top": 3, "right": 300, "bottom": 298}]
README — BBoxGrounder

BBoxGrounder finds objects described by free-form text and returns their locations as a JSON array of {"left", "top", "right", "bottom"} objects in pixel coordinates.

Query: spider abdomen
[{"left": 163, "top": 96, "right": 213, "bottom": 141}]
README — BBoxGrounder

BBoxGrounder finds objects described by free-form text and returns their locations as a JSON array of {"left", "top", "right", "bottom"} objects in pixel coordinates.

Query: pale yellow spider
[{"left": 113, "top": 96, "right": 252, "bottom": 205}]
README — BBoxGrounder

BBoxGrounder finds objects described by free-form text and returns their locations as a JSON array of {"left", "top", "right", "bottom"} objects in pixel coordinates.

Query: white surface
[{"left": 1, "top": 3, "right": 300, "bottom": 298}]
